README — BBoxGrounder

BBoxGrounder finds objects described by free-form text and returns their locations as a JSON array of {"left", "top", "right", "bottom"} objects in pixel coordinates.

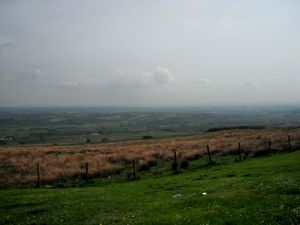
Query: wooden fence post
[
  {"left": 37, "top": 162, "right": 41, "bottom": 188},
  {"left": 238, "top": 142, "right": 242, "bottom": 161},
  {"left": 85, "top": 162, "right": 89, "bottom": 182},
  {"left": 268, "top": 140, "right": 272, "bottom": 154},
  {"left": 207, "top": 145, "right": 212, "bottom": 164},
  {"left": 288, "top": 135, "right": 291, "bottom": 151},
  {"left": 173, "top": 151, "right": 178, "bottom": 173},
  {"left": 132, "top": 160, "right": 137, "bottom": 179}
]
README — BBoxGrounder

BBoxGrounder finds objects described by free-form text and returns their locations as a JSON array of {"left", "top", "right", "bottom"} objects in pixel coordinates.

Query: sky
[{"left": 0, "top": 0, "right": 300, "bottom": 107}]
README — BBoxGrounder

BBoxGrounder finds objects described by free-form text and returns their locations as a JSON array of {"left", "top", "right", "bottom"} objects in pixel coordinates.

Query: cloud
[
  {"left": 152, "top": 66, "right": 174, "bottom": 84},
  {"left": 113, "top": 68, "right": 128, "bottom": 75},
  {"left": 59, "top": 73, "right": 104, "bottom": 90},
  {"left": 109, "top": 66, "right": 174, "bottom": 87},
  {"left": 4, "top": 75, "right": 16, "bottom": 82},
  {"left": 263, "top": 75, "right": 282, "bottom": 85},
  {"left": 0, "top": 39, "right": 16, "bottom": 53},
  {"left": 0, "top": 74, "right": 16, "bottom": 86},
  {"left": 243, "top": 77, "right": 258, "bottom": 87},
  {"left": 243, "top": 75, "right": 283, "bottom": 88},
  {"left": 109, "top": 69, "right": 152, "bottom": 87},
  {"left": 196, "top": 79, "right": 209, "bottom": 85},
  {"left": 0, "top": 68, "right": 43, "bottom": 85},
  {"left": 30, "top": 68, "right": 43, "bottom": 80},
  {"left": 60, "top": 80, "right": 80, "bottom": 90}
]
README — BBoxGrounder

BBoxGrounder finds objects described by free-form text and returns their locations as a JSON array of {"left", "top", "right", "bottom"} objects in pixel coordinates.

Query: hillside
[
  {"left": 0, "top": 151, "right": 299, "bottom": 225},
  {"left": 1, "top": 128, "right": 300, "bottom": 187}
]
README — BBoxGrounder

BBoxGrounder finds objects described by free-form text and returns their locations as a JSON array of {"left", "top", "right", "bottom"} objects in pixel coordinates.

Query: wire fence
[{"left": 1, "top": 129, "right": 300, "bottom": 188}]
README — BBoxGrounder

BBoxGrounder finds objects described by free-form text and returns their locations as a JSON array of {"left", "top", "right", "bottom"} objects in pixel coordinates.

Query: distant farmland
[{"left": 1, "top": 106, "right": 300, "bottom": 146}]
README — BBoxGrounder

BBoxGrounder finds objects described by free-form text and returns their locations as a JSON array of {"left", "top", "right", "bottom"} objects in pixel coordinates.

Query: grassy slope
[{"left": 0, "top": 151, "right": 300, "bottom": 225}]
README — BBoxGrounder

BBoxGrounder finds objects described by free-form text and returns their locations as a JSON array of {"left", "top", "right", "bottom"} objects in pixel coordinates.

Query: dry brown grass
[{"left": 1, "top": 128, "right": 300, "bottom": 187}]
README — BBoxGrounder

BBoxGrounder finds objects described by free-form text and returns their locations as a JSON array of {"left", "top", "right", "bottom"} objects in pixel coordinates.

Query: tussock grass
[{"left": 0, "top": 128, "right": 300, "bottom": 187}]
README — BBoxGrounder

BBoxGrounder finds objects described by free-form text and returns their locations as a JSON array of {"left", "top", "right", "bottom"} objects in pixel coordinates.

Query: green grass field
[{"left": 1, "top": 151, "right": 300, "bottom": 225}]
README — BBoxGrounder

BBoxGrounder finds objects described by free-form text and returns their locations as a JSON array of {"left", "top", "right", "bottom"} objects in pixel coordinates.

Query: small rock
[{"left": 172, "top": 193, "right": 182, "bottom": 199}]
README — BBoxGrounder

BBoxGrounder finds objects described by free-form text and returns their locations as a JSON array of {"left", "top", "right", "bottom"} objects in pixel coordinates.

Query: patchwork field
[{"left": 1, "top": 128, "right": 300, "bottom": 187}]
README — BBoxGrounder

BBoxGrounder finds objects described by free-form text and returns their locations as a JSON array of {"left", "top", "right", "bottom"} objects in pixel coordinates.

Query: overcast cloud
[{"left": 0, "top": 0, "right": 299, "bottom": 107}]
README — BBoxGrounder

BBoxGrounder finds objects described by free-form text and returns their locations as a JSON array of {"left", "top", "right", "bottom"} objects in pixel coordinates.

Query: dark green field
[{"left": 1, "top": 151, "right": 299, "bottom": 225}]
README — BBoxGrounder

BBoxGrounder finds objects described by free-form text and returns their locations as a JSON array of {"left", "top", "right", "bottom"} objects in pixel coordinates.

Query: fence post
[
  {"left": 207, "top": 145, "right": 212, "bottom": 164},
  {"left": 288, "top": 135, "right": 291, "bottom": 151},
  {"left": 37, "top": 162, "right": 41, "bottom": 188},
  {"left": 173, "top": 151, "right": 178, "bottom": 173},
  {"left": 132, "top": 160, "right": 137, "bottom": 179},
  {"left": 85, "top": 162, "right": 89, "bottom": 182},
  {"left": 268, "top": 140, "right": 272, "bottom": 154},
  {"left": 238, "top": 142, "right": 242, "bottom": 161}
]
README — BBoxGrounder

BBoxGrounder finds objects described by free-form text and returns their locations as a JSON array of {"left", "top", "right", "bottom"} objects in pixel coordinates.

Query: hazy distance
[{"left": 0, "top": 0, "right": 299, "bottom": 107}]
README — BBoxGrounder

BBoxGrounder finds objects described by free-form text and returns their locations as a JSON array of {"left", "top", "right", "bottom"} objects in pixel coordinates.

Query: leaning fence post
[
  {"left": 207, "top": 145, "right": 212, "bottom": 164},
  {"left": 37, "top": 162, "right": 41, "bottom": 188},
  {"left": 238, "top": 142, "right": 242, "bottom": 161},
  {"left": 288, "top": 135, "right": 291, "bottom": 151},
  {"left": 85, "top": 162, "right": 89, "bottom": 182},
  {"left": 132, "top": 160, "right": 137, "bottom": 179}
]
